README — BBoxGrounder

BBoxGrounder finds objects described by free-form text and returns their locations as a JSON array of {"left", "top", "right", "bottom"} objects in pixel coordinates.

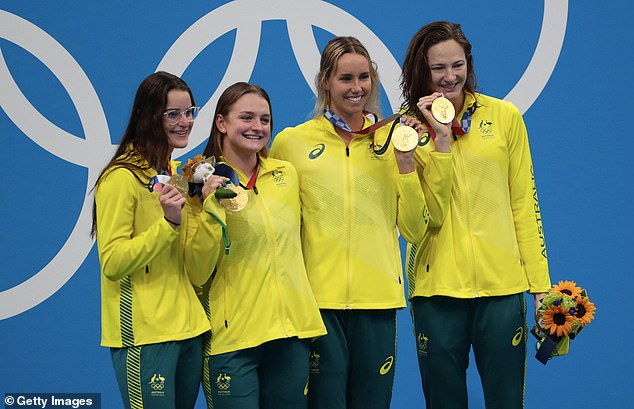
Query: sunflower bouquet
[{"left": 531, "top": 280, "right": 596, "bottom": 364}]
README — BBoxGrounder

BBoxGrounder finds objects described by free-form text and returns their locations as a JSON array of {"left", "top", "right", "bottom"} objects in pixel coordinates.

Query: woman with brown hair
[
  {"left": 93, "top": 71, "right": 217, "bottom": 409},
  {"left": 190, "top": 82, "right": 326, "bottom": 409},
  {"left": 400, "top": 21, "right": 551, "bottom": 408}
]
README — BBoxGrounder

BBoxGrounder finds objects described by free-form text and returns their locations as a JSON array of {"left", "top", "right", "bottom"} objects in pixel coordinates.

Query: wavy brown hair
[{"left": 400, "top": 21, "right": 478, "bottom": 120}]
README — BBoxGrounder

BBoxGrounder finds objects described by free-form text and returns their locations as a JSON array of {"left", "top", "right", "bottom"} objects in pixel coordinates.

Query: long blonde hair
[{"left": 314, "top": 36, "right": 381, "bottom": 118}]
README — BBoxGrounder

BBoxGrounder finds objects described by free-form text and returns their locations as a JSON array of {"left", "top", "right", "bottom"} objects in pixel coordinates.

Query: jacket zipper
[
  {"left": 454, "top": 131, "right": 478, "bottom": 297},
  {"left": 345, "top": 141, "right": 352, "bottom": 308},
  {"left": 259, "top": 180, "right": 290, "bottom": 336}
]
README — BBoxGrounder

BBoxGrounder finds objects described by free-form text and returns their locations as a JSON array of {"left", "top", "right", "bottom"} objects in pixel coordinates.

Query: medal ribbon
[
  {"left": 324, "top": 109, "right": 401, "bottom": 155},
  {"left": 324, "top": 109, "right": 401, "bottom": 135},
  {"left": 244, "top": 163, "right": 259, "bottom": 190},
  {"left": 148, "top": 169, "right": 171, "bottom": 192},
  {"left": 426, "top": 107, "right": 474, "bottom": 140}
]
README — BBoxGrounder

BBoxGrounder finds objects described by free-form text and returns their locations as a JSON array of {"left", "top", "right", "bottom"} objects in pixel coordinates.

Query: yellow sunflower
[
  {"left": 574, "top": 297, "right": 596, "bottom": 326},
  {"left": 551, "top": 280, "right": 583, "bottom": 299},
  {"left": 542, "top": 305, "right": 574, "bottom": 337}
]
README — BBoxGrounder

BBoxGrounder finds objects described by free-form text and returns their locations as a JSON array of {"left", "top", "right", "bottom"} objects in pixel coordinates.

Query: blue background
[{"left": 1, "top": 1, "right": 632, "bottom": 407}]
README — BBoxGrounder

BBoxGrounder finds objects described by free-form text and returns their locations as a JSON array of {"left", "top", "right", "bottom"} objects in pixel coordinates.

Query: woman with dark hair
[
  {"left": 93, "top": 71, "right": 219, "bottom": 409},
  {"left": 400, "top": 21, "right": 551, "bottom": 408},
  {"left": 189, "top": 82, "right": 326, "bottom": 409},
  {"left": 270, "top": 37, "right": 429, "bottom": 409}
]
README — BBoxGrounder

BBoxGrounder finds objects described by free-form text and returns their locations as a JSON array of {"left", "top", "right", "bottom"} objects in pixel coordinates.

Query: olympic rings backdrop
[{"left": 1, "top": 0, "right": 632, "bottom": 407}]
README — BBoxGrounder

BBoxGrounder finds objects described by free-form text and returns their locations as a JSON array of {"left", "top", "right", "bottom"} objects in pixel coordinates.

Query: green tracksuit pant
[
  {"left": 111, "top": 335, "right": 203, "bottom": 409},
  {"left": 308, "top": 309, "right": 397, "bottom": 409},
  {"left": 203, "top": 337, "right": 310, "bottom": 409},
  {"left": 411, "top": 294, "right": 527, "bottom": 409}
]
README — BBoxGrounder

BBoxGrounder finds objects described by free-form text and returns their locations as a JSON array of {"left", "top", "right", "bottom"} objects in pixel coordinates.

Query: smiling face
[
  {"left": 324, "top": 52, "right": 371, "bottom": 128},
  {"left": 427, "top": 39, "right": 468, "bottom": 111},
  {"left": 216, "top": 92, "right": 271, "bottom": 160},
  {"left": 163, "top": 89, "right": 194, "bottom": 151}
]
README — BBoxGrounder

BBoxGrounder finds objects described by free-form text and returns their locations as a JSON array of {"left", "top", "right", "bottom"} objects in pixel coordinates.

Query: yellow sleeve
[
  {"left": 395, "top": 170, "right": 429, "bottom": 244},
  {"left": 184, "top": 194, "right": 226, "bottom": 286},
  {"left": 270, "top": 128, "right": 290, "bottom": 161},
  {"left": 95, "top": 168, "right": 178, "bottom": 281},
  {"left": 506, "top": 106, "right": 551, "bottom": 293},
  {"left": 414, "top": 148, "right": 453, "bottom": 228}
]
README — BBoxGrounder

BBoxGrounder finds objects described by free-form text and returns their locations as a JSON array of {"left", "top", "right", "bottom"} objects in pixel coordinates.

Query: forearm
[
  {"left": 99, "top": 219, "right": 178, "bottom": 281},
  {"left": 184, "top": 196, "right": 225, "bottom": 286},
  {"left": 420, "top": 151, "right": 453, "bottom": 227},
  {"left": 396, "top": 171, "right": 429, "bottom": 243}
]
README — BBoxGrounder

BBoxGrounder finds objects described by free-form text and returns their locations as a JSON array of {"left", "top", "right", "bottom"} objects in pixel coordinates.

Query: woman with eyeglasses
[
  {"left": 269, "top": 37, "right": 429, "bottom": 409},
  {"left": 92, "top": 71, "right": 221, "bottom": 409}
]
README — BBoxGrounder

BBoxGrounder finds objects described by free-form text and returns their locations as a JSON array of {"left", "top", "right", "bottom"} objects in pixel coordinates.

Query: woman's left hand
[
  {"left": 533, "top": 292, "right": 547, "bottom": 320},
  {"left": 400, "top": 115, "right": 425, "bottom": 138},
  {"left": 392, "top": 115, "right": 423, "bottom": 174},
  {"left": 201, "top": 175, "right": 229, "bottom": 201}
]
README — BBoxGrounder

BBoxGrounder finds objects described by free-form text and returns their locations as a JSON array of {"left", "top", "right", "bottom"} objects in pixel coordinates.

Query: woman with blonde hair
[{"left": 271, "top": 37, "right": 429, "bottom": 409}]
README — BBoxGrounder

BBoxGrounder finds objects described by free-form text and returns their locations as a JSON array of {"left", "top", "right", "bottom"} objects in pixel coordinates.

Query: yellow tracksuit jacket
[
  {"left": 96, "top": 147, "right": 210, "bottom": 348},
  {"left": 270, "top": 116, "right": 429, "bottom": 310},
  {"left": 407, "top": 92, "right": 551, "bottom": 299},
  {"left": 188, "top": 155, "right": 326, "bottom": 356}
]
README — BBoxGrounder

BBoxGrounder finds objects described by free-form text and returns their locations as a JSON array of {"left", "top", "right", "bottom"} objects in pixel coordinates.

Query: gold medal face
[
  {"left": 167, "top": 174, "right": 188, "bottom": 196},
  {"left": 391, "top": 126, "right": 419, "bottom": 152},
  {"left": 431, "top": 97, "right": 455, "bottom": 124},
  {"left": 219, "top": 185, "right": 248, "bottom": 212}
]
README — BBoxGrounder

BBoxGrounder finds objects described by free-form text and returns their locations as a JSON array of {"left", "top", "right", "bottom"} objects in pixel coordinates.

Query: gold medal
[
  {"left": 219, "top": 185, "right": 248, "bottom": 212},
  {"left": 167, "top": 174, "right": 188, "bottom": 196},
  {"left": 391, "top": 126, "right": 419, "bottom": 152},
  {"left": 431, "top": 97, "right": 455, "bottom": 124}
]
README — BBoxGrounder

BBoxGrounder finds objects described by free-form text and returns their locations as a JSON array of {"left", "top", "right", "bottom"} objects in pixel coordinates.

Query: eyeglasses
[{"left": 162, "top": 106, "right": 200, "bottom": 123}]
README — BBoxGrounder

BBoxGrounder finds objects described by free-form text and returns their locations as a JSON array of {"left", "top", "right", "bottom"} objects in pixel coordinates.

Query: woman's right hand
[
  {"left": 416, "top": 92, "right": 452, "bottom": 153},
  {"left": 159, "top": 184, "right": 186, "bottom": 227},
  {"left": 201, "top": 175, "right": 230, "bottom": 202}
]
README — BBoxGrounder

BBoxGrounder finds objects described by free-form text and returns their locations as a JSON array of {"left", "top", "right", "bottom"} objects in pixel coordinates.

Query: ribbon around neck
[
  {"left": 324, "top": 109, "right": 402, "bottom": 155},
  {"left": 425, "top": 107, "right": 475, "bottom": 141}
]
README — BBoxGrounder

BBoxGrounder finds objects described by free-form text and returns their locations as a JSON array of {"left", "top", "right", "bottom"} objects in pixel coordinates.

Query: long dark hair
[
  {"left": 203, "top": 82, "right": 272, "bottom": 159},
  {"left": 400, "top": 21, "right": 478, "bottom": 120},
  {"left": 91, "top": 71, "right": 195, "bottom": 236}
]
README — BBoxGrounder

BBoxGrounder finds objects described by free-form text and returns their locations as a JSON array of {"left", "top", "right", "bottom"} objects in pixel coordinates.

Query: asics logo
[
  {"left": 512, "top": 327, "right": 524, "bottom": 347},
  {"left": 379, "top": 356, "right": 394, "bottom": 375},
  {"left": 309, "top": 143, "right": 325, "bottom": 159}
]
